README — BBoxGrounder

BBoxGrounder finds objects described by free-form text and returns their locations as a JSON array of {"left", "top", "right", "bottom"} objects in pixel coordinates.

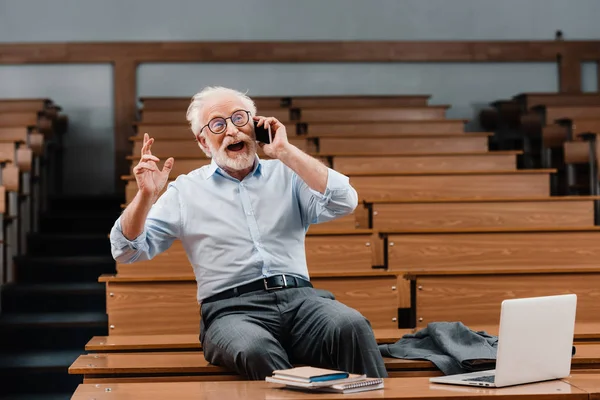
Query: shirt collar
[{"left": 206, "top": 154, "right": 263, "bottom": 180}]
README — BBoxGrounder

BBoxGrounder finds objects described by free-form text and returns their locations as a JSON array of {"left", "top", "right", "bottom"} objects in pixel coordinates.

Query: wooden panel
[
  {"left": 0, "top": 99, "right": 52, "bottom": 112},
  {"left": 4, "top": 41, "right": 596, "bottom": 65},
  {"left": 116, "top": 240, "right": 191, "bottom": 277},
  {"left": 0, "top": 112, "right": 39, "bottom": 127},
  {"left": 298, "top": 107, "right": 448, "bottom": 122},
  {"left": 544, "top": 106, "right": 600, "bottom": 125},
  {"left": 141, "top": 97, "right": 284, "bottom": 111},
  {"left": 127, "top": 155, "right": 331, "bottom": 181},
  {"left": 306, "top": 214, "right": 358, "bottom": 233},
  {"left": 387, "top": 231, "right": 600, "bottom": 271},
  {"left": 0, "top": 143, "right": 15, "bottom": 162},
  {"left": 373, "top": 200, "right": 594, "bottom": 231},
  {"left": 16, "top": 147, "right": 32, "bottom": 172},
  {"left": 350, "top": 173, "right": 550, "bottom": 201},
  {"left": 291, "top": 95, "right": 431, "bottom": 108},
  {"left": 0, "top": 127, "right": 28, "bottom": 143},
  {"left": 106, "top": 276, "right": 398, "bottom": 334},
  {"left": 131, "top": 138, "right": 311, "bottom": 157},
  {"left": 106, "top": 281, "right": 200, "bottom": 335},
  {"left": 135, "top": 124, "right": 193, "bottom": 139},
  {"left": 134, "top": 123, "right": 298, "bottom": 139},
  {"left": 117, "top": 234, "right": 376, "bottom": 277},
  {"left": 572, "top": 119, "right": 600, "bottom": 137},
  {"left": 311, "top": 276, "right": 399, "bottom": 329},
  {"left": 517, "top": 93, "right": 600, "bottom": 109},
  {"left": 319, "top": 136, "right": 488, "bottom": 155},
  {"left": 114, "top": 59, "right": 138, "bottom": 194},
  {"left": 304, "top": 234, "right": 374, "bottom": 273},
  {"left": 564, "top": 140, "right": 599, "bottom": 164},
  {"left": 2, "top": 164, "right": 19, "bottom": 192},
  {"left": 140, "top": 109, "right": 290, "bottom": 124},
  {"left": 139, "top": 95, "right": 432, "bottom": 111},
  {"left": 0, "top": 186, "right": 6, "bottom": 214},
  {"left": 332, "top": 153, "right": 516, "bottom": 174},
  {"left": 415, "top": 273, "right": 600, "bottom": 327},
  {"left": 307, "top": 121, "right": 467, "bottom": 136},
  {"left": 542, "top": 124, "right": 568, "bottom": 148}
]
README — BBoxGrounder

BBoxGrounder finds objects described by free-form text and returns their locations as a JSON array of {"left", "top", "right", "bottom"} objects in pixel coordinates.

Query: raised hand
[{"left": 133, "top": 133, "right": 174, "bottom": 201}]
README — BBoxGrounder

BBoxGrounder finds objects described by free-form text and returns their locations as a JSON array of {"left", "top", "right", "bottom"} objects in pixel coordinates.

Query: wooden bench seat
[
  {"left": 349, "top": 170, "right": 552, "bottom": 201},
  {"left": 126, "top": 169, "right": 553, "bottom": 204},
  {"left": 331, "top": 151, "right": 519, "bottom": 174},
  {"left": 0, "top": 111, "right": 53, "bottom": 134},
  {"left": 514, "top": 92, "right": 600, "bottom": 109},
  {"left": 525, "top": 105, "right": 600, "bottom": 132},
  {"left": 370, "top": 196, "right": 598, "bottom": 231},
  {"left": 130, "top": 137, "right": 315, "bottom": 158},
  {"left": 139, "top": 109, "right": 291, "bottom": 124},
  {"left": 68, "top": 345, "right": 600, "bottom": 383},
  {"left": 85, "top": 328, "right": 415, "bottom": 352},
  {"left": 139, "top": 95, "right": 432, "bottom": 111},
  {"left": 304, "top": 120, "right": 467, "bottom": 136},
  {"left": 85, "top": 322, "right": 600, "bottom": 353},
  {"left": 0, "top": 98, "right": 56, "bottom": 113},
  {"left": 318, "top": 135, "right": 490, "bottom": 155},
  {"left": 126, "top": 151, "right": 520, "bottom": 178},
  {"left": 295, "top": 106, "right": 450, "bottom": 122}
]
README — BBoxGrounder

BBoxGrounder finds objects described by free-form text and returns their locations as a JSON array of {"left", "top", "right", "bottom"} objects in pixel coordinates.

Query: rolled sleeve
[
  {"left": 110, "top": 183, "right": 182, "bottom": 263},
  {"left": 296, "top": 168, "right": 358, "bottom": 226}
]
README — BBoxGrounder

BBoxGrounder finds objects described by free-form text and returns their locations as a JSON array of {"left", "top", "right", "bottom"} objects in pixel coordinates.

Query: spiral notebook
[
  {"left": 316, "top": 378, "right": 385, "bottom": 394},
  {"left": 267, "top": 375, "right": 384, "bottom": 394}
]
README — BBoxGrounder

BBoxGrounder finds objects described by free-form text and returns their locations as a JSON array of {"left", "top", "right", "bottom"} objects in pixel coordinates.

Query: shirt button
[{"left": 247, "top": 211, "right": 252, "bottom": 215}]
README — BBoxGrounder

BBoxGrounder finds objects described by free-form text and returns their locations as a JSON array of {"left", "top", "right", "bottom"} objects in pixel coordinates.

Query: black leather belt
[{"left": 203, "top": 274, "right": 313, "bottom": 304}]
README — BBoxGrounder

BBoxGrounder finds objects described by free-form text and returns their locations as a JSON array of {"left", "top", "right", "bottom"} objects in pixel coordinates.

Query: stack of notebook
[{"left": 265, "top": 366, "right": 384, "bottom": 394}]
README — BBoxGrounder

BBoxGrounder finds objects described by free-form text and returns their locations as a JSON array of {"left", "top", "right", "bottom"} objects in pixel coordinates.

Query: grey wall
[{"left": 1, "top": 0, "right": 599, "bottom": 194}]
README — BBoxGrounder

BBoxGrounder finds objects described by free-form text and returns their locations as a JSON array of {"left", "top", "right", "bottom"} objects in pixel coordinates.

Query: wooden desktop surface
[{"left": 71, "top": 375, "right": 592, "bottom": 400}]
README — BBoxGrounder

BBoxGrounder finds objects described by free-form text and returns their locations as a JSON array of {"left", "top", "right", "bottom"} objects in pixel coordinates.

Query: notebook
[
  {"left": 313, "top": 378, "right": 385, "bottom": 394},
  {"left": 270, "top": 366, "right": 350, "bottom": 383},
  {"left": 266, "top": 366, "right": 384, "bottom": 394}
]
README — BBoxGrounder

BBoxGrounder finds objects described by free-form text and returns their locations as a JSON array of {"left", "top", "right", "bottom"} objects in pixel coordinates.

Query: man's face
[{"left": 198, "top": 94, "right": 257, "bottom": 171}]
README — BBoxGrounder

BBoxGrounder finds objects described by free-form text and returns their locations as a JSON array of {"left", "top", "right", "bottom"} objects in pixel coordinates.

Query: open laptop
[{"left": 429, "top": 294, "right": 577, "bottom": 388}]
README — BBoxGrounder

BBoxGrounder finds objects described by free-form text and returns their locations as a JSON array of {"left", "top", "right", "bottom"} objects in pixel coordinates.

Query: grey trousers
[{"left": 199, "top": 286, "right": 388, "bottom": 380}]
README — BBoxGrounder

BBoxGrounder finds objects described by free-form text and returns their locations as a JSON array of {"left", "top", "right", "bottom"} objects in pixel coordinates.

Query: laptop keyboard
[{"left": 464, "top": 375, "right": 495, "bottom": 383}]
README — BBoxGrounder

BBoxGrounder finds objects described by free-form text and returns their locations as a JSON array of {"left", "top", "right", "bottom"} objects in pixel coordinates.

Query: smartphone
[{"left": 254, "top": 120, "right": 272, "bottom": 144}]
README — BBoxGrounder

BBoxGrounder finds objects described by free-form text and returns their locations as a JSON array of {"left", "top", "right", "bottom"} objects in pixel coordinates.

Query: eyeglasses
[{"left": 200, "top": 110, "right": 251, "bottom": 135}]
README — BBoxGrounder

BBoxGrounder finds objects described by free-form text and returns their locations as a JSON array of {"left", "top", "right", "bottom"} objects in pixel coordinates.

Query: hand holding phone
[{"left": 254, "top": 120, "right": 272, "bottom": 144}]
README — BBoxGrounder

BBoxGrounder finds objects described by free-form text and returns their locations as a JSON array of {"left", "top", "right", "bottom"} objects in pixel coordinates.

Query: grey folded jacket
[{"left": 378, "top": 322, "right": 498, "bottom": 375}]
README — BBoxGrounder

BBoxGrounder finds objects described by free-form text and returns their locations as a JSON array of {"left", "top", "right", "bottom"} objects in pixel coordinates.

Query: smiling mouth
[{"left": 227, "top": 141, "right": 245, "bottom": 152}]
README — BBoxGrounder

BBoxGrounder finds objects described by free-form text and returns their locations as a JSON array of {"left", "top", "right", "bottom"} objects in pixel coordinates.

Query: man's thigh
[{"left": 281, "top": 288, "right": 377, "bottom": 360}]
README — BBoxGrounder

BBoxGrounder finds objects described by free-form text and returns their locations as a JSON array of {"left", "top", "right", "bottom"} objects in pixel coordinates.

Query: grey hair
[{"left": 186, "top": 86, "right": 257, "bottom": 135}]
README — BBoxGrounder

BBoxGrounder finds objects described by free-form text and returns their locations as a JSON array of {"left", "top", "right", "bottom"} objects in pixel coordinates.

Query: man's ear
[{"left": 197, "top": 134, "right": 212, "bottom": 157}]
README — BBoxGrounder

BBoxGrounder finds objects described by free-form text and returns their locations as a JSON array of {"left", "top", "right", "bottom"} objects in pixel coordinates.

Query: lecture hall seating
[{"left": 69, "top": 93, "right": 600, "bottom": 387}]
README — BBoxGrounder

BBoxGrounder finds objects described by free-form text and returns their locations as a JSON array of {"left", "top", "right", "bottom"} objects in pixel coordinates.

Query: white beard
[{"left": 208, "top": 133, "right": 257, "bottom": 172}]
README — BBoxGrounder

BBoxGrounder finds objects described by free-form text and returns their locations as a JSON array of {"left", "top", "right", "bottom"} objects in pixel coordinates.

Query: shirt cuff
[
  {"left": 112, "top": 216, "right": 147, "bottom": 249},
  {"left": 308, "top": 168, "right": 350, "bottom": 201}
]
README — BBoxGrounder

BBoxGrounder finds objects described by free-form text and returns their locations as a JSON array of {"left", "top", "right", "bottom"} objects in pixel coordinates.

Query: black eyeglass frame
[{"left": 199, "top": 110, "right": 252, "bottom": 135}]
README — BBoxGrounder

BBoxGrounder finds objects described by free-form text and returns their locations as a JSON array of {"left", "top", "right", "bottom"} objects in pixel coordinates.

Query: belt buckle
[{"left": 264, "top": 275, "right": 287, "bottom": 291}]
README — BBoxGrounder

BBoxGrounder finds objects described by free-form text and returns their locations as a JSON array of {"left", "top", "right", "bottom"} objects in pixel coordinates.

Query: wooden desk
[
  {"left": 564, "top": 374, "right": 600, "bottom": 400},
  {"left": 71, "top": 376, "right": 588, "bottom": 400}
]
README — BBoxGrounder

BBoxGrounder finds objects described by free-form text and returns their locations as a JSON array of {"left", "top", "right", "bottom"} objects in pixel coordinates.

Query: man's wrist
[{"left": 275, "top": 142, "right": 299, "bottom": 164}]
